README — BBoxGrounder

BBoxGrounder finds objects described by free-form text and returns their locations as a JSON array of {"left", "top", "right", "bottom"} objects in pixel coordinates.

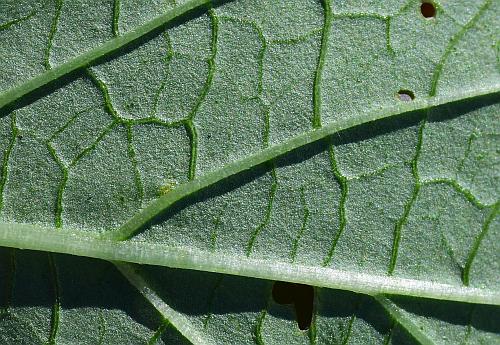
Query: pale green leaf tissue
[{"left": 0, "top": 0, "right": 499, "bottom": 343}]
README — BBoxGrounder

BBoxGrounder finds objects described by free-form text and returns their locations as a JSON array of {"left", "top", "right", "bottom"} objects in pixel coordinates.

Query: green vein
[
  {"left": 0, "top": 222, "right": 499, "bottom": 305},
  {"left": 430, "top": 0, "right": 492, "bottom": 96},
  {"left": 375, "top": 296, "right": 435, "bottom": 345},
  {"left": 185, "top": 8, "right": 218, "bottom": 180},
  {"left": 185, "top": 56, "right": 214, "bottom": 118},
  {"left": 440, "top": 231, "right": 464, "bottom": 276},
  {"left": 323, "top": 144, "right": 348, "bottom": 267},
  {"left": 210, "top": 205, "right": 225, "bottom": 252},
  {"left": 262, "top": 105, "right": 271, "bottom": 148},
  {"left": 245, "top": 27, "right": 274, "bottom": 258},
  {"left": 186, "top": 120, "right": 198, "bottom": 180},
  {"left": 341, "top": 314, "right": 355, "bottom": 345},
  {"left": 217, "top": 15, "right": 266, "bottom": 96},
  {"left": 456, "top": 131, "right": 477, "bottom": 175},
  {"left": 312, "top": 0, "right": 332, "bottom": 128},
  {"left": 45, "top": 108, "right": 86, "bottom": 228},
  {"left": 254, "top": 289, "right": 272, "bottom": 345},
  {"left": 189, "top": 7, "right": 219, "bottom": 108},
  {"left": 47, "top": 108, "right": 91, "bottom": 143},
  {"left": 107, "top": 86, "right": 500, "bottom": 241},
  {"left": 463, "top": 202, "right": 499, "bottom": 285},
  {"left": 151, "top": 32, "right": 174, "bottom": 117},
  {"left": 46, "top": 142, "right": 68, "bottom": 228},
  {"left": 114, "top": 262, "right": 214, "bottom": 345},
  {"left": 147, "top": 321, "right": 169, "bottom": 345},
  {"left": 86, "top": 69, "right": 120, "bottom": 121},
  {"left": 256, "top": 40, "right": 266, "bottom": 98},
  {"left": 308, "top": 289, "right": 318, "bottom": 345},
  {"left": 461, "top": 305, "right": 476, "bottom": 345},
  {"left": 202, "top": 276, "right": 223, "bottom": 329},
  {"left": 69, "top": 121, "right": 117, "bottom": 168},
  {"left": 388, "top": 118, "right": 425, "bottom": 275},
  {"left": 253, "top": 309, "right": 267, "bottom": 345},
  {"left": 128, "top": 116, "right": 184, "bottom": 128},
  {"left": 390, "top": 0, "right": 492, "bottom": 276},
  {"left": 112, "top": 0, "right": 121, "bottom": 37},
  {"left": 46, "top": 253, "right": 61, "bottom": 345},
  {"left": 347, "top": 162, "right": 400, "bottom": 182},
  {"left": 269, "top": 28, "right": 323, "bottom": 45},
  {"left": 44, "top": 0, "right": 63, "bottom": 70},
  {"left": 0, "top": 0, "right": 213, "bottom": 110},
  {"left": 0, "top": 114, "right": 18, "bottom": 214},
  {"left": 385, "top": 18, "right": 394, "bottom": 56},
  {"left": 332, "top": 12, "right": 387, "bottom": 21},
  {"left": 246, "top": 164, "right": 278, "bottom": 256},
  {"left": 423, "top": 178, "right": 492, "bottom": 209},
  {"left": 126, "top": 124, "right": 144, "bottom": 201},
  {"left": 382, "top": 322, "right": 395, "bottom": 345},
  {"left": 0, "top": 1, "right": 47, "bottom": 31}
]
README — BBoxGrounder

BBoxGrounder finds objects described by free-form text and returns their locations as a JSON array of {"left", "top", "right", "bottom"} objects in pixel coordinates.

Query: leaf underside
[{"left": 0, "top": 0, "right": 499, "bottom": 344}]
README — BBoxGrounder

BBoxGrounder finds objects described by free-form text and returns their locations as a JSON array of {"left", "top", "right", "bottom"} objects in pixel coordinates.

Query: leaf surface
[{"left": 0, "top": 0, "right": 499, "bottom": 343}]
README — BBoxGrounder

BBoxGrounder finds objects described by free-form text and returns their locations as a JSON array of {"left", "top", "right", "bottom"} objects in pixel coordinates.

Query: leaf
[
  {"left": 0, "top": 0, "right": 499, "bottom": 343},
  {"left": 2, "top": 251, "right": 499, "bottom": 344}
]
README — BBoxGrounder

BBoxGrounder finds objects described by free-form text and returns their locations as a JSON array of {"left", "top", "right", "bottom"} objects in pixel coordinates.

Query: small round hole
[
  {"left": 397, "top": 90, "right": 415, "bottom": 102},
  {"left": 420, "top": 2, "right": 436, "bottom": 18}
]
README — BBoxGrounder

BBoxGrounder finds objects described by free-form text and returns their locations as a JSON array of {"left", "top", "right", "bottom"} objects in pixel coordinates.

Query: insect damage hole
[
  {"left": 420, "top": 2, "right": 436, "bottom": 18},
  {"left": 272, "top": 281, "right": 314, "bottom": 330},
  {"left": 397, "top": 89, "right": 415, "bottom": 102}
]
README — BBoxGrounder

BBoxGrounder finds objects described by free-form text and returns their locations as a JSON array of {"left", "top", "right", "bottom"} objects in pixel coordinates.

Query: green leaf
[
  {"left": 0, "top": 0, "right": 499, "bottom": 343},
  {"left": 2, "top": 251, "right": 499, "bottom": 344}
]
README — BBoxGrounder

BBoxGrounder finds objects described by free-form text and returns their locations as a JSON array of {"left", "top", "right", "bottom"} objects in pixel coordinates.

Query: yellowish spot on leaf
[{"left": 158, "top": 181, "right": 178, "bottom": 196}]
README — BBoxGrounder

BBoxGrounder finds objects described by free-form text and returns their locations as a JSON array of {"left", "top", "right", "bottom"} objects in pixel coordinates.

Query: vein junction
[{"left": 0, "top": 0, "right": 498, "bottom": 314}]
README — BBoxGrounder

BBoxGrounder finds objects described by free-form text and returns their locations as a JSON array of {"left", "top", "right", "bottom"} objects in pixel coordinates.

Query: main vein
[
  {"left": 0, "top": 221, "right": 498, "bottom": 305},
  {"left": 0, "top": 0, "right": 211, "bottom": 110},
  {"left": 107, "top": 86, "right": 500, "bottom": 241}
]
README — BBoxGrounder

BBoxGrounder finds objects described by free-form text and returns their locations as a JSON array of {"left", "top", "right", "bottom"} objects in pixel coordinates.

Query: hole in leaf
[
  {"left": 272, "top": 281, "right": 295, "bottom": 304},
  {"left": 272, "top": 281, "right": 314, "bottom": 330},
  {"left": 420, "top": 2, "right": 436, "bottom": 18},
  {"left": 397, "top": 89, "right": 415, "bottom": 102},
  {"left": 293, "top": 284, "right": 314, "bottom": 330}
]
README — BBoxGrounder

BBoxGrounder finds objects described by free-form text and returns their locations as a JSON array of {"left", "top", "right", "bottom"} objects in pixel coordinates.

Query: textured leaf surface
[
  {"left": 1, "top": 251, "right": 499, "bottom": 344},
  {"left": 0, "top": 0, "right": 499, "bottom": 343}
]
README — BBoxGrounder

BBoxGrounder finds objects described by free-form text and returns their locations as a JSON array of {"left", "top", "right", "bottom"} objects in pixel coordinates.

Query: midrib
[{"left": 0, "top": 221, "right": 499, "bottom": 306}]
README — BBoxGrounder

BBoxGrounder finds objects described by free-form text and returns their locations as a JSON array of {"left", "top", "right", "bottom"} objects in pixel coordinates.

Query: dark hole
[
  {"left": 272, "top": 281, "right": 295, "bottom": 304},
  {"left": 272, "top": 281, "right": 314, "bottom": 330},
  {"left": 293, "top": 284, "right": 314, "bottom": 330},
  {"left": 420, "top": 2, "right": 436, "bottom": 18},
  {"left": 397, "top": 89, "right": 415, "bottom": 102}
]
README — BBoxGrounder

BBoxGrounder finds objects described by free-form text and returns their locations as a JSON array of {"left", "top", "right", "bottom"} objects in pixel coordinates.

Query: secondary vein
[
  {"left": 0, "top": 0, "right": 212, "bottom": 110},
  {"left": 375, "top": 296, "right": 435, "bottom": 345},
  {"left": 107, "top": 86, "right": 500, "bottom": 241},
  {"left": 114, "top": 262, "right": 214, "bottom": 345}
]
